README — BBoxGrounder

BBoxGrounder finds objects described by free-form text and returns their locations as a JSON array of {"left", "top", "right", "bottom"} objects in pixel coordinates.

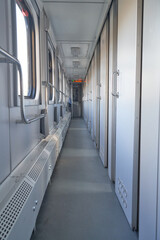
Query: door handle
[
  {"left": 111, "top": 92, "right": 119, "bottom": 98},
  {"left": 113, "top": 70, "right": 120, "bottom": 76}
]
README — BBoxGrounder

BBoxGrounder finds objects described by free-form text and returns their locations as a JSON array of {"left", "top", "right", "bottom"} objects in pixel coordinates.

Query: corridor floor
[{"left": 31, "top": 118, "right": 137, "bottom": 240}]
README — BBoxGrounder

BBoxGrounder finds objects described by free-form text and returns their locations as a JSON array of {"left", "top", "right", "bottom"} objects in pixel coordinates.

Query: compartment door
[
  {"left": 99, "top": 20, "right": 109, "bottom": 167},
  {"left": 115, "top": 0, "right": 142, "bottom": 229},
  {"left": 108, "top": 0, "right": 118, "bottom": 182}
]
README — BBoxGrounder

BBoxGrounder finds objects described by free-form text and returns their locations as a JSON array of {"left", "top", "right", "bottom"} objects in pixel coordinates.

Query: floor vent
[
  {"left": 28, "top": 151, "right": 48, "bottom": 182},
  {"left": 0, "top": 180, "right": 32, "bottom": 240}
]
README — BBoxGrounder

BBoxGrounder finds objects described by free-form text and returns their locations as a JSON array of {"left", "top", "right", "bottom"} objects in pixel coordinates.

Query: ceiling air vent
[
  {"left": 71, "top": 47, "right": 80, "bottom": 57},
  {"left": 73, "top": 74, "right": 79, "bottom": 79},
  {"left": 0, "top": 180, "right": 33, "bottom": 240},
  {"left": 73, "top": 61, "right": 80, "bottom": 68}
]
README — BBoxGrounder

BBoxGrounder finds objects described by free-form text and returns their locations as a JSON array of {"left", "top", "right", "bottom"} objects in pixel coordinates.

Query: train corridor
[{"left": 31, "top": 118, "right": 137, "bottom": 240}]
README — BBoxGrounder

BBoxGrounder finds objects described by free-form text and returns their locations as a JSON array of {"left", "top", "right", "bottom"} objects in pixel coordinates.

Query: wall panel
[
  {"left": 115, "top": 0, "right": 142, "bottom": 228},
  {"left": 108, "top": 0, "right": 118, "bottom": 181},
  {"left": 139, "top": 0, "right": 160, "bottom": 239},
  {"left": 99, "top": 20, "right": 109, "bottom": 167}
]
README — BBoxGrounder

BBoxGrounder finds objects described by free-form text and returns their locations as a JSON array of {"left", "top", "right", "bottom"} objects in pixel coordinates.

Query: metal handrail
[
  {"left": 59, "top": 90, "right": 65, "bottom": 95},
  {"left": 111, "top": 92, "right": 119, "bottom": 98},
  {"left": 45, "top": 82, "right": 69, "bottom": 107},
  {"left": 96, "top": 96, "right": 101, "bottom": 100},
  {"left": 47, "top": 82, "right": 59, "bottom": 93},
  {"left": 44, "top": 81, "right": 69, "bottom": 99},
  {"left": 0, "top": 47, "right": 47, "bottom": 124},
  {"left": 48, "top": 82, "right": 69, "bottom": 97}
]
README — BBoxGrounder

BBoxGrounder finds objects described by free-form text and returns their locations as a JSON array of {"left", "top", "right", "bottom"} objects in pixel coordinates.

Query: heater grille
[
  {"left": 46, "top": 140, "right": 55, "bottom": 153},
  {"left": 28, "top": 151, "right": 48, "bottom": 182},
  {"left": 0, "top": 180, "right": 32, "bottom": 240}
]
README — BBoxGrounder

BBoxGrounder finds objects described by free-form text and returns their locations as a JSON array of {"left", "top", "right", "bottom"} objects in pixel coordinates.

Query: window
[
  {"left": 58, "top": 62, "right": 62, "bottom": 102},
  {"left": 63, "top": 73, "right": 65, "bottom": 102},
  {"left": 16, "top": 0, "right": 36, "bottom": 98},
  {"left": 48, "top": 49, "right": 53, "bottom": 100},
  {"left": 48, "top": 48, "right": 55, "bottom": 101}
]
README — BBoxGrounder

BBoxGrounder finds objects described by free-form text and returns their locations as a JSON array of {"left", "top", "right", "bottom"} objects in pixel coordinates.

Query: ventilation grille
[
  {"left": 73, "top": 61, "right": 80, "bottom": 68},
  {"left": 50, "top": 128, "right": 56, "bottom": 135},
  {"left": 73, "top": 74, "right": 79, "bottom": 79},
  {"left": 28, "top": 151, "right": 48, "bottom": 182},
  {"left": 117, "top": 178, "right": 128, "bottom": 209},
  {"left": 0, "top": 180, "right": 32, "bottom": 240},
  {"left": 46, "top": 140, "right": 55, "bottom": 153},
  {"left": 71, "top": 47, "right": 80, "bottom": 57}
]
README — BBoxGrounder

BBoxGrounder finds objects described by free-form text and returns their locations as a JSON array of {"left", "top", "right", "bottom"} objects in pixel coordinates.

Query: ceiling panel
[
  {"left": 60, "top": 43, "right": 90, "bottom": 58},
  {"left": 66, "top": 68, "right": 86, "bottom": 74},
  {"left": 44, "top": 2, "right": 103, "bottom": 41},
  {"left": 66, "top": 68, "right": 86, "bottom": 77},
  {"left": 43, "top": 0, "right": 105, "bottom": 3},
  {"left": 63, "top": 59, "right": 88, "bottom": 68},
  {"left": 42, "top": 0, "right": 111, "bottom": 80}
]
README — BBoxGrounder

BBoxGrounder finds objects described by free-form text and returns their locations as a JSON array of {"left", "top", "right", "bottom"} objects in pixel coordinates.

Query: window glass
[
  {"left": 16, "top": 1, "right": 36, "bottom": 98},
  {"left": 48, "top": 50, "right": 52, "bottom": 100},
  {"left": 63, "top": 73, "right": 65, "bottom": 102},
  {"left": 58, "top": 62, "right": 62, "bottom": 101},
  {"left": 48, "top": 48, "right": 55, "bottom": 101},
  {"left": 52, "top": 52, "right": 55, "bottom": 101},
  {"left": 58, "top": 63, "right": 62, "bottom": 90}
]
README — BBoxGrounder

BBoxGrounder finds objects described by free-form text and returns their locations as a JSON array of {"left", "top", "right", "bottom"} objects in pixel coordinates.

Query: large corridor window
[{"left": 16, "top": 0, "right": 36, "bottom": 98}]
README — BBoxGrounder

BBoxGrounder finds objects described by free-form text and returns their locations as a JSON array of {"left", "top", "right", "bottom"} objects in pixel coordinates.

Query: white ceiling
[{"left": 42, "top": 0, "right": 111, "bottom": 80}]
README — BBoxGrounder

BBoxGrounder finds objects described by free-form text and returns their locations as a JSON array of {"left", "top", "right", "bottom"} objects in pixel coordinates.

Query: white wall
[
  {"left": 99, "top": 21, "right": 109, "bottom": 167},
  {"left": 108, "top": 0, "right": 117, "bottom": 182},
  {"left": 115, "top": 0, "right": 141, "bottom": 229},
  {"left": 139, "top": 0, "right": 160, "bottom": 239}
]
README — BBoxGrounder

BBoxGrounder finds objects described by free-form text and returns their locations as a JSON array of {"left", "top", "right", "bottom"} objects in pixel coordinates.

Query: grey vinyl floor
[{"left": 31, "top": 118, "right": 138, "bottom": 240}]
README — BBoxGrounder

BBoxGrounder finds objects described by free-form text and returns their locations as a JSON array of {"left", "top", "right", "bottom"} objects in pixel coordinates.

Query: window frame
[
  {"left": 63, "top": 73, "right": 66, "bottom": 104},
  {"left": 48, "top": 37, "right": 55, "bottom": 104},
  {"left": 14, "top": 0, "right": 40, "bottom": 106},
  {"left": 58, "top": 61, "right": 63, "bottom": 103},
  {"left": 48, "top": 49, "right": 53, "bottom": 101}
]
